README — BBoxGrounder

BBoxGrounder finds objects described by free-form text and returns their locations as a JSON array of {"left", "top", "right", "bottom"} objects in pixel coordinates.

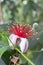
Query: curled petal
[
  {"left": 8, "top": 34, "right": 18, "bottom": 49},
  {"left": 19, "top": 38, "right": 29, "bottom": 53}
]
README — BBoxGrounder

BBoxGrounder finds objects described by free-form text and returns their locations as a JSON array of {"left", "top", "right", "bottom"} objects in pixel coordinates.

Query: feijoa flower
[{"left": 8, "top": 24, "right": 34, "bottom": 53}]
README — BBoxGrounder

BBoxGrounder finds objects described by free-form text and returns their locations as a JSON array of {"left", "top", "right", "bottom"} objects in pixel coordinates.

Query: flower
[
  {"left": 8, "top": 24, "right": 34, "bottom": 53},
  {"left": 10, "top": 24, "right": 33, "bottom": 39}
]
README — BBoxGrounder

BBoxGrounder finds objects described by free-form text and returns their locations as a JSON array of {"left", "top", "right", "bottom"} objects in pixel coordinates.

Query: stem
[{"left": 15, "top": 48, "right": 35, "bottom": 65}]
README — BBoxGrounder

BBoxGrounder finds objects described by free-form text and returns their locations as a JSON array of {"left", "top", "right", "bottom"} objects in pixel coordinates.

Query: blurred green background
[{"left": 0, "top": 0, "right": 43, "bottom": 25}]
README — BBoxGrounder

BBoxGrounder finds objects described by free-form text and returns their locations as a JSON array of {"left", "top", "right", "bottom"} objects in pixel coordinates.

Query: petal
[
  {"left": 19, "top": 38, "right": 29, "bottom": 53},
  {"left": 8, "top": 34, "right": 18, "bottom": 49},
  {"left": 33, "top": 23, "right": 39, "bottom": 29}
]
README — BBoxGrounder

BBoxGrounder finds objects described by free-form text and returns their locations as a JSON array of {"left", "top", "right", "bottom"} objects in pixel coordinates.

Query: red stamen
[{"left": 9, "top": 24, "right": 34, "bottom": 39}]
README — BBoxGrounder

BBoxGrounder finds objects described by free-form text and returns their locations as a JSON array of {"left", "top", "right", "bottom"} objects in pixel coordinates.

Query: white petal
[
  {"left": 19, "top": 38, "right": 29, "bottom": 53},
  {"left": 8, "top": 34, "right": 18, "bottom": 49}
]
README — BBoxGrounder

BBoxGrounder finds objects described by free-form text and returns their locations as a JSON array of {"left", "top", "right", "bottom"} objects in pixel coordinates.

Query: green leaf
[
  {"left": 0, "top": 58, "right": 5, "bottom": 65},
  {"left": 0, "top": 41, "right": 9, "bottom": 57},
  {"left": 26, "top": 50, "right": 43, "bottom": 65},
  {"left": 2, "top": 49, "right": 18, "bottom": 65},
  {"left": 32, "top": 52, "right": 43, "bottom": 65}
]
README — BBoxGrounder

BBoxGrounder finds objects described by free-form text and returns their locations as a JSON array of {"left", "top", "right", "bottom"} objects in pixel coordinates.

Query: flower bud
[
  {"left": 33, "top": 23, "right": 39, "bottom": 29},
  {"left": 19, "top": 38, "right": 29, "bottom": 53},
  {"left": 8, "top": 34, "right": 18, "bottom": 49}
]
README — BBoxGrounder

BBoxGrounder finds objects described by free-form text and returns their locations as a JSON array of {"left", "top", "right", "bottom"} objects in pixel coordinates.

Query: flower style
[{"left": 8, "top": 24, "right": 34, "bottom": 53}]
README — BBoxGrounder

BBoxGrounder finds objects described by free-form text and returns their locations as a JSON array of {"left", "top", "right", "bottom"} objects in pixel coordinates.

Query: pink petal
[
  {"left": 19, "top": 38, "right": 29, "bottom": 53},
  {"left": 8, "top": 34, "right": 19, "bottom": 49}
]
